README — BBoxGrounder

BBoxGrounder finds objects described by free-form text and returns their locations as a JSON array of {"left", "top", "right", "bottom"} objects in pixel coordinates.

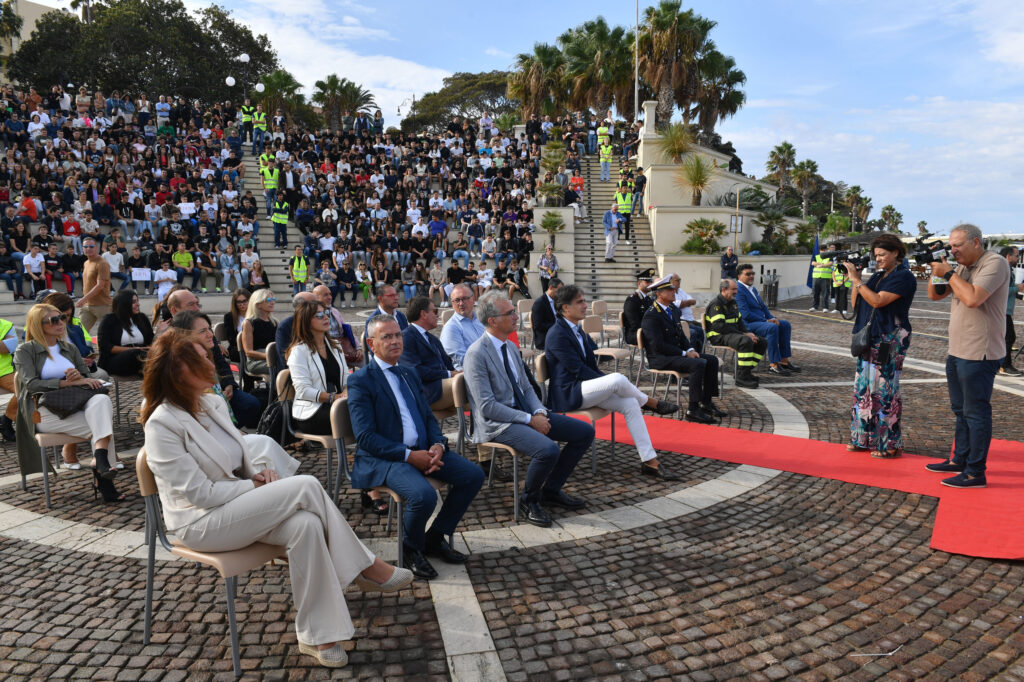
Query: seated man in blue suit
[
  {"left": 735, "top": 263, "right": 801, "bottom": 376},
  {"left": 463, "top": 290, "right": 595, "bottom": 528},
  {"left": 364, "top": 283, "right": 409, "bottom": 358},
  {"left": 400, "top": 295, "right": 456, "bottom": 405},
  {"left": 544, "top": 284, "right": 681, "bottom": 479},
  {"left": 348, "top": 314, "right": 484, "bottom": 580}
]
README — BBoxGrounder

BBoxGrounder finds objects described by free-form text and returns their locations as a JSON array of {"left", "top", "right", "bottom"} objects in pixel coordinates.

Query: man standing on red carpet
[{"left": 925, "top": 223, "right": 1010, "bottom": 489}]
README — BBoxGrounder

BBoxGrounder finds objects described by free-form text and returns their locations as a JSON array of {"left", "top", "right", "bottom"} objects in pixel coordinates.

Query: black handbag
[
  {"left": 38, "top": 385, "right": 109, "bottom": 419},
  {"left": 850, "top": 306, "right": 877, "bottom": 358}
]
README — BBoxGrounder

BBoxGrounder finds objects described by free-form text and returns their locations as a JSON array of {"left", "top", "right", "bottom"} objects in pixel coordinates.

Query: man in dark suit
[
  {"left": 348, "top": 314, "right": 484, "bottom": 580},
  {"left": 530, "top": 277, "right": 562, "bottom": 350},
  {"left": 364, "top": 283, "right": 409, "bottom": 357},
  {"left": 400, "top": 296, "right": 457, "bottom": 405},
  {"left": 735, "top": 263, "right": 801, "bottom": 376},
  {"left": 544, "top": 285, "right": 680, "bottom": 479},
  {"left": 641, "top": 276, "right": 726, "bottom": 424},
  {"left": 622, "top": 268, "right": 655, "bottom": 345}
]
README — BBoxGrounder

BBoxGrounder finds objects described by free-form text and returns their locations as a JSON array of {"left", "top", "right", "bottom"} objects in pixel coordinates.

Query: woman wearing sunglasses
[
  {"left": 14, "top": 304, "right": 122, "bottom": 499},
  {"left": 286, "top": 298, "right": 348, "bottom": 436}
]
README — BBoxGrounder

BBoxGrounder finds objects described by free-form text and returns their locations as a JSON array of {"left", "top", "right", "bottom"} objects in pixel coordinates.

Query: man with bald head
[{"left": 274, "top": 290, "right": 317, "bottom": 366}]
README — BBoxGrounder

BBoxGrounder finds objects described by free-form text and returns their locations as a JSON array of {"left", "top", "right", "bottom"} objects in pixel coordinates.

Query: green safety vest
[
  {"left": 0, "top": 319, "right": 13, "bottom": 378},
  {"left": 832, "top": 268, "right": 851, "bottom": 288},
  {"left": 260, "top": 166, "right": 279, "bottom": 190},
  {"left": 614, "top": 191, "right": 632, "bottom": 215},
  {"left": 291, "top": 256, "right": 308, "bottom": 282},
  {"left": 259, "top": 152, "right": 274, "bottom": 170},
  {"left": 812, "top": 254, "right": 833, "bottom": 279},
  {"left": 599, "top": 145, "right": 613, "bottom": 163},
  {"left": 240, "top": 105, "right": 255, "bottom": 123},
  {"left": 597, "top": 125, "right": 610, "bottom": 145},
  {"left": 252, "top": 111, "right": 267, "bottom": 131},
  {"left": 272, "top": 200, "right": 290, "bottom": 224}
]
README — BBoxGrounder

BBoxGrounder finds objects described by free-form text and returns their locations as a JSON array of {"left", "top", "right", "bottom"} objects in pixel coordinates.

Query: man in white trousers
[{"left": 541, "top": 284, "right": 683, "bottom": 480}]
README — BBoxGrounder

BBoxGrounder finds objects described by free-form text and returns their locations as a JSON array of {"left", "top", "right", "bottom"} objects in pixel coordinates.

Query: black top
[
  {"left": 96, "top": 312, "right": 154, "bottom": 370},
  {"left": 853, "top": 267, "right": 916, "bottom": 347},
  {"left": 320, "top": 346, "right": 341, "bottom": 393},
  {"left": 249, "top": 317, "right": 277, "bottom": 351}
]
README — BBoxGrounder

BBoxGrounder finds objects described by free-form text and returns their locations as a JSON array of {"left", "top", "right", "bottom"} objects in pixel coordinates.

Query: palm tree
[
  {"left": 256, "top": 69, "right": 304, "bottom": 121},
  {"left": 0, "top": 0, "right": 23, "bottom": 41},
  {"left": 880, "top": 204, "right": 902, "bottom": 232},
  {"left": 765, "top": 141, "right": 796, "bottom": 195},
  {"left": 791, "top": 159, "right": 819, "bottom": 218},
  {"left": 676, "top": 154, "right": 714, "bottom": 205},
  {"left": 638, "top": 2, "right": 714, "bottom": 125},
  {"left": 917, "top": 219, "right": 928, "bottom": 236},
  {"left": 857, "top": 197, "right": 873, "bottom": 231},
  {"left": 312, "top": 74, "right": 345, "bottom": 130},
  {"left": 656, "top": 121, "right": 694, "bottom": 163},
  {"left": 337, "top": 80, "right": 377, "bottom": 116},
  {"left": 559, "top": 17, "right": 631, "bottom": 118},
  {"left": 843, "top": 185, "right": 863, "bottom": 231},
  {"left": 507, "top": 43, "right": 566, "bottom": 118},
  {"left": 694, "top": 49, "right": 745, "bottom": 140}
]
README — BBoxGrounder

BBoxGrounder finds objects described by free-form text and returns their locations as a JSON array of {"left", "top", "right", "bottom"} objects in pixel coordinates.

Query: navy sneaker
[
  {"left": 925, "top": 460, "right": 964, "bottom": 473},
  {"left": 940, "top": 472, "right": 986, "bottom": 488}
]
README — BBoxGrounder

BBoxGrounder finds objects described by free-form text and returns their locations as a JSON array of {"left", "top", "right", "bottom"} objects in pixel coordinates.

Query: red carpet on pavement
[{"left": 588, "top": 415, "right": 1024, "bottom": 560}]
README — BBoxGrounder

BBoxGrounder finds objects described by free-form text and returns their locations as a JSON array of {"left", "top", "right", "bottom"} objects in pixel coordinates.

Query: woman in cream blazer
[
  {"left": 143, "top": 331, "right": 411, "bottom": 668},
  {"left": 286, "top": 298, "right": 349, "bottom": 434}
]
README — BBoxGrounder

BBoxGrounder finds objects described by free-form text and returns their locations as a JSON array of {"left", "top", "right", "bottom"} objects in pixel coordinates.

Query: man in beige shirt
[
  {"left": 75, "top": 236, "right": 113, "bottom": 332},
  {"left": 925, "top": 223, "right": 1010, "bottom": 488}
]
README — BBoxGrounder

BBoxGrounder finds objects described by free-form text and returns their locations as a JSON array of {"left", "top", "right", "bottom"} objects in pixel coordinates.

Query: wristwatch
[{"left": 942, "top": 270, "right": 954, "bottom": 282}]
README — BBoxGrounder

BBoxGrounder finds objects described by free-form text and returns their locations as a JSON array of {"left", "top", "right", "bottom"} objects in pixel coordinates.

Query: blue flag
[{"left": 807, "top": 235, "right": 820, "bottom": 289}]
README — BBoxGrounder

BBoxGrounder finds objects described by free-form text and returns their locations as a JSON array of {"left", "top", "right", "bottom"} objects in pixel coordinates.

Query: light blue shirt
[
  {"left": 440, "top": 311, "right": 485, "bottom": 369},
  {"left": 373, "top": 355, "right": 418, "bottom": 459}
]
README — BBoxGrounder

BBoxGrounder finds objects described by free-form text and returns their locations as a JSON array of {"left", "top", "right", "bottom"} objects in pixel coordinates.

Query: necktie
[
  {"left": 427, "top": 333, "right": 447, "bottom": 370},
  {"left": 575, "top": 325, "right": 587, "bottom": 354},
  {"left": 387, "top": 366, "right": 427, "bottom": 450},
  {"left": 500, "top": 344, "right": 529, "bottom": 412}
]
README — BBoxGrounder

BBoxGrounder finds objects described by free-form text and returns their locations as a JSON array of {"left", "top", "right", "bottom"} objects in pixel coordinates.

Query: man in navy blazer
[
  {"left": 400, "top": 296, "right": 456, "bottom": 405},
  {"left": 544, "top": 285, "right": 682, "bottom": 480},
  {"left": 529, "top": 277, "right": 562, "bottom": 350},
  {"left": 364, "top": 283, "right": 409, "bottom": 358},
  {"left": 348, "top": 314, "right": 484, "bottom": 580},
  {"left": 735, "top": 264, "right": 801, "bottom": 376}
]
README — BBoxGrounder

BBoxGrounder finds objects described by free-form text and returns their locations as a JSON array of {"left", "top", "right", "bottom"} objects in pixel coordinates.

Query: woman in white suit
[
  {"left": 286, "top": 298, "right": 348, "bottom": 435},
  {"left": 141, "top": 331, "right": 412, "bottom": 669}
]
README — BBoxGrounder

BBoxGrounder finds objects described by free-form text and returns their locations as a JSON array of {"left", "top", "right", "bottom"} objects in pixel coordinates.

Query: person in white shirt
[
  {"left": 669, "top": 273, "right": 706, "bottom": 351},
  {"left": 411, "top": 219, "right": 429, "bottom": 238},
  {"left": 23, "top": 245, "right": 47, "bottom": 296}
]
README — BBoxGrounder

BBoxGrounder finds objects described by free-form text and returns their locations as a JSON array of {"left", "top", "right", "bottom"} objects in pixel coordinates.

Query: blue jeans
[
  {"left": 273, "top": 220, "right": 287, "bottom": 247},
  {"left": 453, "top": 249, "right": 470, "bottom": 268},
  {"left": 111, "top": 272, "right": 131, "bottom": 290},
  {"left": 946, "top": 355, "right": 1000, "bottom": 476},
  {"left": 252, "top": 127, "right": 265, "bottom": 155},
  {"left": 490, "top": 414, "right": 594, "bottom": 504},
  {"left": 398, "top": 252, "right": 412, "bottom": 267},
  {"left": 600, "top": 161, "right": 610, "bottom": 181},
  {"left": 403, "top": 284, "right": 417, "bottom": 301},
  {"left": 382, "top": 450, "right": 484, "bottom": 551},
  {"left": 264, "top": 188, "right": 276, "bottom": 217},
  {"left": 467, "top": 237, "right": 481, "bottom": 254},
  {"left": 0, "top": 271, "right": 22, "bottom": 295},
  {"left": 588, "top": 131, "right": 597, "bottom": 155},
  {"left": 746, "top": 320, "right": 791, "bottom": 364}
]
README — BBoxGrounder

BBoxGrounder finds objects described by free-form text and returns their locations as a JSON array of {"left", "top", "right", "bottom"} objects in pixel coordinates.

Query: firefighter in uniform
[
  {"left": 810, "top": 243, "right": 835, "bottom": 311},
  {"left": 614, "top": 182, "right": 633, "bottom": 243},
  {"left": 272, "top": 197, "right": 290, "bottom": 249},
  {"left": 260, "top": 157, "right": 279, "bottom": 220},
  {"left": 622, "top": 267, "right": 656, "bottom": 346},
  {"left": 239, "top": 98, "right": 255, "bottom": 143},
  {"left": 289, "top": 245, "right": 309, "bottom": 295},
  {"left": 704, "top": 277, "right": 767, "bottom": 389},
  {"left": 251, "top": 104, "right": 268, "bottom": 155},
  {"left": 640, "top": 276, "right": 725, "bottom": 424}
]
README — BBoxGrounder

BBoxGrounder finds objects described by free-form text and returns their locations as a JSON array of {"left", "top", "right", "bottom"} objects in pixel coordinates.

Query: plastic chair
[
  {"left": 635, "top": 329, "right": 684, "bottom": 415},
  {"left": 110, "top": 374, "right": 142, "bottom": 425},
  {"left": 430, "top": 376, "right": 466, "bottom": 456},
  {"left": 275, "top": 369, "right": 341, "bottom": 499},
  {"left": 137, "top": 448, "right": 285, "bottom": 678},
  {"left": 534, "top": 352, "right": 616, "bottom": 474},
  {"left": 34, "top": 432, "right": 88, "bottom": 509},
  {"left": 440, "top": 308, "right": 455, "bottom": 324},
  {"left": 582, "top": 316, "right": 630, "bottom": 374},
  {"left": 590, "top": 300, "right": 621, "bottom": 346},
  {"left": 237, "top": 330, "right": 270, "bottom": 399}
]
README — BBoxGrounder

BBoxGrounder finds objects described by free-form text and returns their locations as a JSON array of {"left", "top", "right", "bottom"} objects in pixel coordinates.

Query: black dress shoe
[
  {"left": 685, "top": 407, "right": 716, "bottom": 424},
  {"left": 519, "top": 501, "right": 552, "bottom": 527},
  {"left": 701, "top": 402, "right": 728, "bottom": 418},
  {"left": 640, "top": 462, "right": 682, "bottom": 480},
  {"left": 482, "top": 459, "right": 513, "bottom": 482},
  {"left": 781, "top": 362, "right": 801, "bottom": 373},
  {"left": 541, "top": 489, "right": 586, "bottom": 510},
  {"left": 424, "top": 534, "right": 468, "bottom": 564},
  {"left": 645, "top": 400, "right": 679, "bottom": 416},
  {"left": 402, "top": 546, "right": 439, "bottom": 580},
  {"left": 734, "top": 375, "right": 759, "bottom": 389}
]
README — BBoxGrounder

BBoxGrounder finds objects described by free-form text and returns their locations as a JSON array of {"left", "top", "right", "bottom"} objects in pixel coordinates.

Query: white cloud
[{"left": 484, "top": 47, "right": 512, "bottom": 59}]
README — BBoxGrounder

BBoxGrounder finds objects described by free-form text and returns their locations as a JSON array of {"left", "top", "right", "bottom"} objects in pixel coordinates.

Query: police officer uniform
[{"left": 623, "top": 267, "right": 655, "bottom": 346}]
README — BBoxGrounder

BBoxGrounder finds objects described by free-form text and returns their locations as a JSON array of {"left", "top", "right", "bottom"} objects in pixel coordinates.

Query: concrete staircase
[{"left": 574, "top": 156, "right": 656, "bottom": 306}]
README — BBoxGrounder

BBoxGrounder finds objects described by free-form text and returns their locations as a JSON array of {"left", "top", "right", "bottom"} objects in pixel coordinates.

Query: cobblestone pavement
[{"left": 1, "top": 295, "right": 1023, "bottom": 680}]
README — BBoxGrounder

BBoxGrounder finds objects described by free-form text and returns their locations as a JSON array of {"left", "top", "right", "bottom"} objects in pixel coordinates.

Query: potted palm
[{"left": 539, "top": 210, "right": 566, "bottom": 249}]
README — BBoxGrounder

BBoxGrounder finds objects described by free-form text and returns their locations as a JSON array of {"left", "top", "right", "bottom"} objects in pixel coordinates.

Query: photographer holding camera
[
  {"left": 844, "top": 234, "right": 917, "bottom": 459},
  {"left": 925, "top": 224, "right": 1010, "bottom": 488}
]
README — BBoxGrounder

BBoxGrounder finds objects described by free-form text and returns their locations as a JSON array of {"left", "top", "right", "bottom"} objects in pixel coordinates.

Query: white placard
[{"left": 131, "top": 268, "right": 152, "bottom": 281}]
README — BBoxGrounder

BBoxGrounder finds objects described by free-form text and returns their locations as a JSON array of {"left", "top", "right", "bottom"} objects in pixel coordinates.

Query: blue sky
[{"left": 61, "top": 0, "right": 1024, "bottom": 234}]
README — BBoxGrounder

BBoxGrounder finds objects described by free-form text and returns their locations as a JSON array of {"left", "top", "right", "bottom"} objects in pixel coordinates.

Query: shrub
[{"left": 681, "top": 217, "right": 728, "bottom": 254}]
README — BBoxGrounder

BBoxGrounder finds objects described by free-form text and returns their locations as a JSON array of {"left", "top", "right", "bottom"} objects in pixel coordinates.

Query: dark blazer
[
  {"left": 640, "top": 301, "right": 695, "bottom": 366},
  {"left": 622, "top": 290, "right": 652, "bottom": 345},
  {"left": 530, "top": 293, "right": 558, "bottom": 350},
  {"left": 543, "top": 316, "right": 603, "bottom": 412},
  {"left": 96, "top": 312, "right": 154, "bottom": 370},
  {"left": 399, "top": 324, "right": 454, "bottom": 405},
  {"left": 364, "top": 306, "right": 409, "bottom": 357},
  {"left": 347, "top": 361, "right": 444, "bottom": 490},
  {"left": 735, "top": 283, "right": 773, "bottom": 324}
]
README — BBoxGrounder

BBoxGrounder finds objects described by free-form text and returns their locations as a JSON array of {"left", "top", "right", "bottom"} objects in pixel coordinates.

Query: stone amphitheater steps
[{"left": 574, "top": 156, "right": 656, "bottom": 308}]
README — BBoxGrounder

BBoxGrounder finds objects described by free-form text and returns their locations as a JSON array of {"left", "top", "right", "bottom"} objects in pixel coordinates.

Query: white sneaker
[
  {"left": 829, "top": 309, "right": 838, "bottom": 313},
  {"left": 808, "top": 307, "right": 817, "bottom": 311},
  {"left": 62, "top": 461, "right": 82, "bottom": 470}
]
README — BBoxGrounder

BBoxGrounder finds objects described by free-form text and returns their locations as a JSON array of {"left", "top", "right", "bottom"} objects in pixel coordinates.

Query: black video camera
[
  {"left": 833, "top": 249, "right": 871, "bottom": 270},
  {"left": 912, "top": 233, "right": 950, "bottom": 265}
]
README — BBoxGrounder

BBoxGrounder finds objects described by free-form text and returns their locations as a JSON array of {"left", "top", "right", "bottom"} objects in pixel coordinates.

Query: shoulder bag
[
  {"left": 37, "top": 385, "right": 109, "bottom": 419},
  {"left": 850, "top": 306, "right": 877, "bottom": 358}
]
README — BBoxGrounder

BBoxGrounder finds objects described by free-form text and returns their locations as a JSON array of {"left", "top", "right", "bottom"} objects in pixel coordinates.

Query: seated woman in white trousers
[
  {"left": 141, "top": 331, "right": 412, "bottom": 669},
  {"left": 14, "top": 304, "right": 122, "bottom": 498}
]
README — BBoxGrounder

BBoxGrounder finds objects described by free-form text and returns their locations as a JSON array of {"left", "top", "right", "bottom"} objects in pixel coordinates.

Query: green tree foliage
[
  {"left": 821, "top": 213, "right": 851, "bottom": 239},
  {"left": 681, "top": 217, "right": 727, "bottom": 254},
  {"left": 558, "top": 17, "right": 632, "bottom": 118},
  {"left": 0, "top": 0, "right": 23, "bottom": 43},
  {"left": 880, "top": 204, "right": 903, "bottom": 232},
  {"left": 313, "top": 75, "right": 376, "bottom": 130},
  {"left": 8, "top": 0, "right": 277, "bottom": 104},
  {"left": 917, "top": 220, "right": 928, "bottom": 236},
  {"left": 404, "top": 71, "right": 518, "bottom": 134},
  {"left": 765, "top": 141, "right": 796, "bottom": 194}
]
